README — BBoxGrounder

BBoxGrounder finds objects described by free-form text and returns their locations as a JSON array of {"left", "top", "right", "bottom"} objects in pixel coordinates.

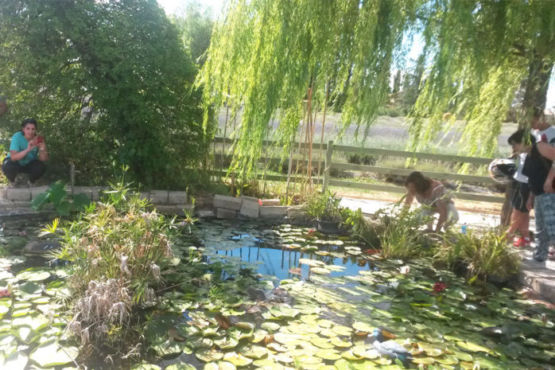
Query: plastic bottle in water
[{"left": 461, "top": 223, "right": 468, "bottom": 234}]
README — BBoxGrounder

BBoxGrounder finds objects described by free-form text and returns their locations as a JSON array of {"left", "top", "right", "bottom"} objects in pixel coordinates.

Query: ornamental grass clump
[
  {"left": 434, "top": 230, "right": 520, "bottom": 285},
  {"left": 377, "top": 206, "right": 433, "bottom": 259},
  {"left": 55, "top": 184, "right": 177, "bottom": 362}
]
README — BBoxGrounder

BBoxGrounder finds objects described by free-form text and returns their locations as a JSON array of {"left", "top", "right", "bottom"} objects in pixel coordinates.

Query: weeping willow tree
[{"left": 199, "top": 0, "right": 555, "bottom": 180}]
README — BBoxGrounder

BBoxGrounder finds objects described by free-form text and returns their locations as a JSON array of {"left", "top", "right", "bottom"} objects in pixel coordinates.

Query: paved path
[{"left": 341, "top": 197, "right": 555, "bottom": 303}]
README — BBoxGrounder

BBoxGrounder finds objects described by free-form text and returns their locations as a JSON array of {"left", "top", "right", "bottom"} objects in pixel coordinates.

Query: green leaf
[{"left": 30, "top": 341, "right": 78, "bottom": 367}]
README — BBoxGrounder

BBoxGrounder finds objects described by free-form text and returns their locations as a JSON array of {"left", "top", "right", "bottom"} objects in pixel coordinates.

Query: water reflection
[{"left": 196, "top": 220, "right": 370, "bottom": 281}]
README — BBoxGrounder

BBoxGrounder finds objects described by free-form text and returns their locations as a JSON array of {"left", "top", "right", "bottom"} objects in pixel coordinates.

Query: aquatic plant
[
  {"left": 31, "top": 181, "right": 90, "bottom": 217},
  {"left": 304, "top": 191, "right": 343, "bottom": 223},
  {"left": 54, "top": 184, "right": 177, "bottom": 363},
  {"left": 434, "top": 230, "right": 520, "bottom": 285},
  {"left": 376, "top": 206, "right": 433, "bottom": 259}
]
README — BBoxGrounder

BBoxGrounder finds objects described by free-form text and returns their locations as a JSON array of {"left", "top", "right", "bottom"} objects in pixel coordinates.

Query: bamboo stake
[{"left": 317, "top": 82, "right": 329, "bottom": 182}]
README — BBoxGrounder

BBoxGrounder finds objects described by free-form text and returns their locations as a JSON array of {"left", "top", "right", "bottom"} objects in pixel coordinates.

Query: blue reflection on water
[{"left": 198, "top": 221, "right": 370, "bottom": 281}]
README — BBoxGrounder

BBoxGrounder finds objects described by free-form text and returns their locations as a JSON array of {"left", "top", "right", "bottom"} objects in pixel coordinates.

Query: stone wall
[{"left": 0, "top": 186, "right": 291, "bottom": 221}]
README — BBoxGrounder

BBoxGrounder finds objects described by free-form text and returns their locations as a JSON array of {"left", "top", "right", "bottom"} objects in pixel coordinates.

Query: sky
[{"left": 157, "top": 0, "right": 555, "bottom": 112}]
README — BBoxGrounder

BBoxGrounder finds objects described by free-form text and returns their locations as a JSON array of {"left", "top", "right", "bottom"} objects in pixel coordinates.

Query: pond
[
  {"left": 0, "top": 216, "right": 554, "bottom": 369},
  {"left": 197, "top": 220, "right": 372, "bottom": 282}
]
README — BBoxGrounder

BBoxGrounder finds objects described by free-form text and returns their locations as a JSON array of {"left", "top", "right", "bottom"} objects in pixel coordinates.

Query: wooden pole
[
  {"left": 323, "top": 140, "right": 333, "bottom": 193},
  {"left": 317, "top": 82, "right": 329, "bottom": 183}
]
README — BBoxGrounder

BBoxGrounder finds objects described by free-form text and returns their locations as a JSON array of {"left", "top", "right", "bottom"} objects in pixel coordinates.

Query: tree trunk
[{"left": 520, "top": 58, "right": 553, "bottom": 126}]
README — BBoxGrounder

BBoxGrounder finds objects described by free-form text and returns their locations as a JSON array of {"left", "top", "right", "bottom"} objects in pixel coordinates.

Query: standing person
[
  {"left": 404, "top": 171, "right": 459, "bottom": 232},
  {"left": 506, "top": 130, "right": 532, "bottom": 247},
  {"left": 523, "top": 134, "right": 554, "bottom": 262},
  {"left": 2, "top": 118, "right": 48, "bottom": 185}
]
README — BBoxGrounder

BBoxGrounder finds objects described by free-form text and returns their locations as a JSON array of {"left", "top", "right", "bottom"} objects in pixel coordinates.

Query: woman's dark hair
[
  {"left": 507, "top": 129, "right": 535, "bottom": 145},
  {"left": 21, "top": 118, "right": 37, "bottom": 130},
  {"left": 405, "top": 171, "right": 431, "bottom": 194}
]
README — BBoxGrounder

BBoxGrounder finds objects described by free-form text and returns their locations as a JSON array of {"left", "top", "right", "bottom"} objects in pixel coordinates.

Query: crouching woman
[
  {"left": 2, "top": 118, "right": 48, "bottom": 185},
  {"left": 404, "top": 171, "right": 459, "bottom": 232}
]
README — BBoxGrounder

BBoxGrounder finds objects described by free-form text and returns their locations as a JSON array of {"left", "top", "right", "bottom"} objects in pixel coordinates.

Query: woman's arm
[
  {"left": 537, "top": 142, "right": 555, "bottom": 160},
  {"left": 404, "top": 191, "right": 414, "bottom": 208},
  {"left": 537, "top": 142, "right": 555, "bottom": 193},
  {"left": 38, "top": 141, "right": 48, "bottom": 161},
  {"left": 9, "top": 142, "right": 35, "bottom": 162}
]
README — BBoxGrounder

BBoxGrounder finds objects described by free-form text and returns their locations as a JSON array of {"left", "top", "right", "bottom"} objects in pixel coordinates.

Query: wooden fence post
[{"left": 323, "top": 140, "right": 333, "bottom": 192}]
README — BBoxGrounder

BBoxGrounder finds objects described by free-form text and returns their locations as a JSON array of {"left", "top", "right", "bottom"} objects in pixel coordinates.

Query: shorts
[{"left": 511, "top": 181, "right": 529, "bottom": 213}]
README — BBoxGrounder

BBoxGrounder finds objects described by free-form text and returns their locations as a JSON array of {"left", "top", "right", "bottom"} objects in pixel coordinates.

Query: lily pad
[
  {"left": 17, "top": 269, "right": 50, "bottom": 282},
  {"left": 196, "top": 349, "right": 224, "bottom": 363},
  {"left": 222, "top": 352, "right": 252, "bottom": 367},
  {"left": 457, "top": 341, "right": 492, "bottom": 354},
  {"left": 30, "top": 341, "right": 78, "bottom": 367}
]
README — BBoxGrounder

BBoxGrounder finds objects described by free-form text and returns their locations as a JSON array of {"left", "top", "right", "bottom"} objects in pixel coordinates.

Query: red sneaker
[
  {"left": 513, "top": 237, "right": 525, "bottom": 247},
  {"left": 523, "top": 237, "right": 531, "bottom": 247}
]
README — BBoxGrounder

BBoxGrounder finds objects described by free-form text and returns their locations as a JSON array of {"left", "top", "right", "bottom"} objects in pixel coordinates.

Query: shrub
[
  {"left": 434, "top": 230, "right": 520, "bottom": 285},
  {"left": 54, "top": 183, "right": 177, "bottom": 362}
]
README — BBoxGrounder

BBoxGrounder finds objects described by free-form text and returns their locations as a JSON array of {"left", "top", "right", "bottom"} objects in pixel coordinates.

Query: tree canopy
[
  {"left": 0, "top": 0, "right": 207, "bottom": 187},
  {"left": 199, "top": 0, "right": 555, "bottom": 178}
]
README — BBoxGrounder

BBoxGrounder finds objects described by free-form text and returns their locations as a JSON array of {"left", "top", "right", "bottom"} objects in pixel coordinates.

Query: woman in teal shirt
[{"left": 2, "top": 118, "right": 48, "bottom": 185}]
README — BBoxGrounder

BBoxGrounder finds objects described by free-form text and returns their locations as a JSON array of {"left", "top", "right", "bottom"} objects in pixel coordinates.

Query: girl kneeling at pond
[
  {"left": 403, "top": 171, "right": 459, "bottom": 232},
  {"left": 2, "top": 118, "right": 48, "bottom": 185}
]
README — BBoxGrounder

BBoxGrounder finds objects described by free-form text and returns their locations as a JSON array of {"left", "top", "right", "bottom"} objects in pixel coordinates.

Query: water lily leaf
[
  {"left": 30, "top": 341, "right": 78, "bottom": 367},
  {"left": 319, "top": 328, "right": 335, "bottom": 338},
  {"left": 151, "top": 339, "right": 185, "bottom": 357},
  {"left": 3, "top": 352, "right": 28, "bottom": 370},
  {"left": 266, "top": 342, "right": 287, "bottom": 352},
  {"left": 332, "top": 325, "right": 352, "bottom": 336},
  {"left": 331, "top": 337, "right": 352, "bottom": 348},
  {"left": 311, "top": 267, "right": 330, "bottom": 275},
  {"left": 202, "top": 327, "right": 219, "bottom": 337},
  {"left": 242, "top": 345, "right": 268, "bottom": 359},
  {"left": 12, "top": 308, "right": 33, "bottom": 318},
  {"left": 293, "top": 355, "right": 321, "bottom": 365},
  {"left": 274, "top": 353, "right": 294, "bottom": 364},
  {"left": 223, "top": 352, "right": 252, "bottom": 367},
  {"left": 310, "top": 336, "right": 334, "bottom": 349},
  {"left": 456, "top": 341, "right": 491, "bottom": 354},
  {"left": 203, "top": 361, "right": 236, "bottom": 370},
  {"left": 274, "top": 332, "right": 300, "bottom": 344},
  {"left": 317, "top": 319, "right": 334, "bottom": 329},
  {"left": 234, "top": 322, "right": 255, "bottom": 331},
  {"left": 269, "top": 306, "right": 299, "bottom": 319},
  {"left": 214, "top": 337, "right": 238, "bottom": 350},
  {"left": 16, "top": 269, "right": 50, "bottom": 282},
  {"left": 260, "top": 322, "right": 280, "bottom": 332},
  {"left": 352, "top": 322, "right": 373, "bottom": 333},
  {"left": 0, "top": 305, "right": 8, "bottom": 319},
  {"left": 315, "top": 349, "right": 341, "bottom": 360},
  {"left": 196, "top": 349, "right": 224, "bottom": 363},
  {"left": 252, "top": 358, "right": 281, "bottom": 368},
  {"left": 299, "top": 259, "right": 324, "bottom": 267},
  {"left": 18, "top": 282, "right": 42, "bottom": 295},
  {"left": 373, "top": 357, "right": 392, "bottom": 365},
  {"left": 251, "top": 330, "right": 268, "bottom": 344},
  {"left": 412, "top": 357, "right": 436, "bottom": 365},
  {"left": 436, "top": 355, "right": 459, "bottom": 365},
  {"left": 12, "top": 314, "right": 49, "bottom": 331},
  {"left": 188, "top": 337, "right": 214, "bottom": 350}
]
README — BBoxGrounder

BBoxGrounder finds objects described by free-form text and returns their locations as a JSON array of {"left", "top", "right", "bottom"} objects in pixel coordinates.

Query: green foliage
[
  {"left": 376, "top": 206, "right": 432, "bottom": 259},
  {"left": 304, "top": 191, "right": 343, "bottom": 223},
  {"left": 171, "top": 1, "right": 214, "bottom": 67},
  {"left": 343, "top": 208, "right": 381, "bottom": 248},
  {"left": 31, "top": 181, "right": 90, "bottom": 217},
  {"left": 200, "top": 0, "right": 553, "bottom": 179},
  {"left": 0, "top": 0, "right": 209, "bottom": 188},
  {"left": 54, "top": 184, "right": 177, "bottom": 359},
  {"left": 199, "top": 0, "right": 416, "bottom": 179},
  {"left": 434, "top": 230, "right": 520, "bottom": 285}
]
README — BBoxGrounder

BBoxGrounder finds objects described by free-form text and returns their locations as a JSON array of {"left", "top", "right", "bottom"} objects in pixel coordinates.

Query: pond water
[
  {"left": 1, "top": 216, "right": 554, "bottom": 369},
  {"left": 196, "top": 220, "right": 373, "bottom": 282}
]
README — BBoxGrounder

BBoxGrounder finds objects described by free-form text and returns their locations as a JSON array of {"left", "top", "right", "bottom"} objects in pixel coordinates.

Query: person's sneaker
[
  {"left": 513, "top": 237, "right": 525, "bottom": 247},
  {"left": 523, "top": 237, "right": 531, "bottom": 247}
]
